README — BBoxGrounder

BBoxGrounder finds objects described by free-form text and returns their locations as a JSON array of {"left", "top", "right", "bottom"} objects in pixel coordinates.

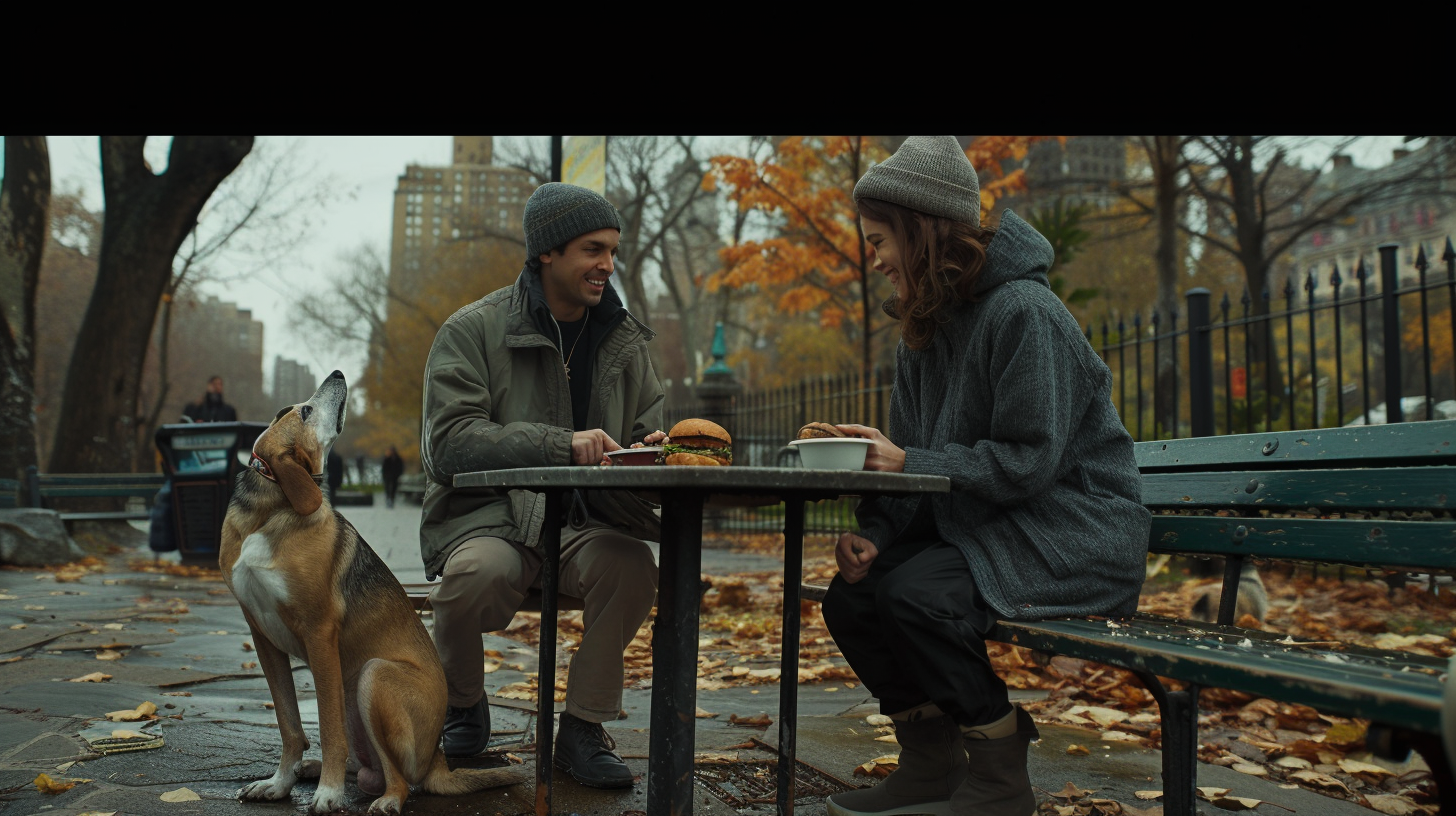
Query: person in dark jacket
[
  {"left": 380, "top": 446, "right": 404, "bottom": 508},
  {"left": 418, "top": 182, "right": 667, "bottom": 789},
  {"left": 182, "top": 376, "right": 237, "bottom": 423},
  {"left": 821, "top": 137, "right": 1152, "bottom": 816}
]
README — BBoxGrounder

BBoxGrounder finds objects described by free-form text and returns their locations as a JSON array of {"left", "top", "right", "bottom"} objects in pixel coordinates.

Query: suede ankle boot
[
  {"left": 826, "top": 713, "right": 968, "bottom": 816},
  {"left": 950, "top": 707, "right": 1038, "bottom": 816}
]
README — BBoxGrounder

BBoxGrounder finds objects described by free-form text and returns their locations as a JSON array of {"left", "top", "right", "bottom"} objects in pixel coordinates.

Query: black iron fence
[
  {"left": 668, "top": 238, "right": 1456, "bottom": 535},
  {"left": 1102, "top": 240, "right": 1455, "bottom": 440}
]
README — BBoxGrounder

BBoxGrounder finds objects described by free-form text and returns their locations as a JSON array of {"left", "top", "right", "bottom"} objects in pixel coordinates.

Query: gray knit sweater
[{"left": 855, "top": 210, "right": 1150, "bottom": 620}]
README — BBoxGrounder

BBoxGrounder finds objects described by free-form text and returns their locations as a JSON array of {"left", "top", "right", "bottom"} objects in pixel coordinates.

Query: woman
[{"left": 822, "top": 136, "right": 1151, "bottom": 816}]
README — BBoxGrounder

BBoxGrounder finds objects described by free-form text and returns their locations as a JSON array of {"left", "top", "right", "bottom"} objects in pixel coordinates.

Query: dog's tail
[{"left": 419, "top": 750, "right": 523, "bottom": 795}]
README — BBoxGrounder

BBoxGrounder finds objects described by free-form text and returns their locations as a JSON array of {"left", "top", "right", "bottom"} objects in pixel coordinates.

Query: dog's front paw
[
  {"left": 367, "top": 794, "right": 404, "bottom": 816},
  {"left": 238, "top": 774, "right": 295, "bottom": 801},
  {"left": 308, "top": 785, "right": 350, "bottom": 814}
]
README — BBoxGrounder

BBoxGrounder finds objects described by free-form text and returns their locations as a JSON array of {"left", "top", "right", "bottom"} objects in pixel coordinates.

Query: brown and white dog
[{"left": 220, "top": 371, "right": 519, "bottom": 815}]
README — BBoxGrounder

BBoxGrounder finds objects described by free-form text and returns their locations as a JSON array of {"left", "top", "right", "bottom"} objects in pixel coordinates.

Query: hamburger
[
  {"left": 797, "top": 422, "right": 847, "bottom": 440},
  {"left": 663, "top": 418, "right": 732, "bottom": 466}
]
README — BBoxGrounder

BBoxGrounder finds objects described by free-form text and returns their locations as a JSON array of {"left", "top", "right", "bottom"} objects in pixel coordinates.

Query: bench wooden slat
[
  {"left": 1142, "top": 467, "right": 1456, "bottom": 511},
  {"left": 1137, "top": 420, "right": 1456, "bottom": 472},
  {"left": 1149, "top": 515, "right": 1456, "bottom": 570},
  {"left": 36, "top": 474, "right": 167, "bottom": 486},
  {"left": 992, "top": 616, "right": 1445, "bottom": 734},
  {"left": 38, "top": 487, "right": 162, "bottom": 498}
]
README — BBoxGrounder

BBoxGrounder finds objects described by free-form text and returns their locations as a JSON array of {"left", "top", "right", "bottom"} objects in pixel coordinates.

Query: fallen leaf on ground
[
  {"left": 241, "top": 661, "right": 257, "bottom": 669},
  {"left": 159, "top": 787, "right": 200, "bottom": 802},
  {"left": 68, "top": 672, "right": 112, "bottom": 683},
  {"left": 695, "top": 707, "right": 717, "bottom": 718},
  {"left": 102, "top": 623, "right": 124, "bottom": 630},
  {"left": 1134, "top": 790, "right": 1163, "bottom": 800},
  {"left": 1051, "top": 782, "right": 1096, "bottom": 798},
  {"left": 95, "top": 649, "right": 123, "bottom": 661},
  {"left": 1365, "top": 793, "right": 1425, "bottom": 815},
  {"left": 242, "top": 641, "right": 254, "bottom": 651},
  {"left": 728, "top": 713, "right": 772, "bottom": 727},
  {"left": 34, "top": 772, "right": 77, "bottom": 793},
  {"left": 1065, "top": 744, "right": 1091, "bottom": 756},
  {"left": 853, "top": 755, "right": 899, "bottom": 778},
  {"left": 106, "top": 701, "right": 158, "bottom": 722}
]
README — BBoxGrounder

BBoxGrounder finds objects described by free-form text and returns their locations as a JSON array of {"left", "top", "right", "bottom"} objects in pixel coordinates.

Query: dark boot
[
  {"left": 951, "top": 707, "right": 1038, "bottom": 816},
  {"left": 554, "top": 712, "right": 634, "bottom": 789},
  {"left": 826, "top": 713, "right": 968, "bottom": 816},
  {"left": 440, "top": 698, "right": 490, "bottom": 757}
]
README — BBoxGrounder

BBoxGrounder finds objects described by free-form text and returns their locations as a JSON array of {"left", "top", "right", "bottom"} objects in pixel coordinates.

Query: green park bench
[
  {"left": 24, "top": 465, "right": 167, "bottom": 522},
  {"left": 981, "top": 419, "right": 1456, "bottom": 816}
]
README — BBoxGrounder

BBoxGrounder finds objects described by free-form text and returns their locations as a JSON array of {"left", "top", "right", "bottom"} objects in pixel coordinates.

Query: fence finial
[{"left": 705, "top": 322, "right": 732, "bottom": 375}]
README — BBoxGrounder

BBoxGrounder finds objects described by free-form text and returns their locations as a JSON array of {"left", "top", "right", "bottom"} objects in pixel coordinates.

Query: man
[
  {"left": 381, "top": 446, "right": 404, "bottom": 508},
  {"left": 183, "top": 375, "right": 237, "bottom": 423},
  {"left": 418, "top": 182, "right": 666, "bottom": 789}
]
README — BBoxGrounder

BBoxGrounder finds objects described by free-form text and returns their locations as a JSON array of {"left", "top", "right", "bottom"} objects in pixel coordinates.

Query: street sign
[{"left": 562, "top": 136, "right": 606, "bottom": 194}]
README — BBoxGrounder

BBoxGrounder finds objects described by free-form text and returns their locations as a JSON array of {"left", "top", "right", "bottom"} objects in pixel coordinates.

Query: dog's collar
[{"left": 248, "top": 453, "right": 325, "bottom": 486}]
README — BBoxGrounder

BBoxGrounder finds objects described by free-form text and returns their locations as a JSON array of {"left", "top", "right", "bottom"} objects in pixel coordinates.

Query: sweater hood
[{"left": 973, "top": 209, "right": 1056, "bottom": 296}]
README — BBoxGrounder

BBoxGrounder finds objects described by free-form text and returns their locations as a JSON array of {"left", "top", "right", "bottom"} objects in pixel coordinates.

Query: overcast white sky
[{"left": 2, "top": 134, "right": 1419, "bottom": 395}]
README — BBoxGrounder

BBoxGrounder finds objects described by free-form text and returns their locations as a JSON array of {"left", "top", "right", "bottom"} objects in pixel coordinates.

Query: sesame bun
[
  {"left": 664, "top": 451, "right": 722, "bottom": 466},
  {"left": 797, "top": 422, "right": 847, "bottom": 440}
]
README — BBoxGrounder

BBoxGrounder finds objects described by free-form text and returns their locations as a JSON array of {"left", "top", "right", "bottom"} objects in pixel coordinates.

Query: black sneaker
[
  {"left": 441, "top": 698, "right": 490, "bottom": 757},
  {"left": 553, "top": 712, "right": 634, "bottom": 788}
]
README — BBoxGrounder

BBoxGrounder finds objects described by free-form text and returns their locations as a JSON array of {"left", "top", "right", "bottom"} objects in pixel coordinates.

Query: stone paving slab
[{"left": 0, "top": 507, "right": 1418, "bottom": 815}]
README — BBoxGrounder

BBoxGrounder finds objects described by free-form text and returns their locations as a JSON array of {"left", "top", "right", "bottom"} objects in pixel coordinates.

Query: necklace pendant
[{"left": 564, "top": 364, "right": 570, "bottom": 380}]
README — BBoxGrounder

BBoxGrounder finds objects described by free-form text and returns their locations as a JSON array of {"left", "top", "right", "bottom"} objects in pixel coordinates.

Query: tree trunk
[
  {"left": 47, "top": 136, "right": 252, "bottom": 474},
  {"left": 1223, "top": 136, "right": 1284, "bottom": 425},
  {"left": 1152, "top": 136, "right": 1181, "bottom": 439},
  {"left": 0, "top": 136, "right": 50, "bottom": 491}
]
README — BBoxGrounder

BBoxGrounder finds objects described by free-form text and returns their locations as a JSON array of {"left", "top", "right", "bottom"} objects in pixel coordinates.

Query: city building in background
[
  {"left": 271, "top": 356, "right": 316, "bottom": 406},
  {"left": 387, "top": 136, "right": 536, "bottom": 295},
  {"left": 161, "top": 294, "right": 269, "bottom": 423},
  {"left": 1018, "top": 136, "right": 1129, "bottom": 211},
  {"left": 1289, "top": 143, "right": 1455, "bottom": 281}
]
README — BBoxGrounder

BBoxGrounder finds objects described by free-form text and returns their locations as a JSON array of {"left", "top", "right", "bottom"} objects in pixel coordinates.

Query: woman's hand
[
  {"left": 836, "top": 424, "right": 905, "bottom": 473},
  {"left": 835, "top": 532, "right": 879, "bottom": 584}
]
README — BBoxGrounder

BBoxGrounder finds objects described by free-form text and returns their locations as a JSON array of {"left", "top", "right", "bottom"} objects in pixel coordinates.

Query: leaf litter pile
[{"left": 485, "top": 533, "right": 1454, "bottom": 815}]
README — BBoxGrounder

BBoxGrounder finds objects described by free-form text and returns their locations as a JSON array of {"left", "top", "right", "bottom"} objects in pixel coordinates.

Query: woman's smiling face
[{"left": 861, "top": 215, "right": 909, "bottom": 302}]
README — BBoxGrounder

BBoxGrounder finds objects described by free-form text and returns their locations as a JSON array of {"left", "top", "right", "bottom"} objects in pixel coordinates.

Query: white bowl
[{"left": 788, "top": 437, "right": 873, "bottom": 470}]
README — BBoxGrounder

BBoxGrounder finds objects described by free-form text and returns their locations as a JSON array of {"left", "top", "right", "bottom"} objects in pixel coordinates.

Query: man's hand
[
  {"left": 572, "top": 430, "right": 623, "bottom": 465},
  {"left": 636, "top": 428, "right": 668, "bottom": 447},
  {"left": 835, "top": 424, "right": 906, "bottom": 473},
  {"left": 835, "top": 532, "right": 879, "bottom": 584}
]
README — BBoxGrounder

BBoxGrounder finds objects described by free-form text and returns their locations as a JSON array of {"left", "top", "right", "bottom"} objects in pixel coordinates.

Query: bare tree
[
  {"left": 0, "top": 136, "right": 50, "bottom": 490},
  {"left": 1183, "top": 136, "right": 1455, "bottom": 423},
  {"left": 137, "top": 138, "right": 342, "bottom": 466},
  {"left": 1113, "top": 136, "right": 1196, "bottom": 436},
  {"left": 48, "top": 136, "right": 253, "bottom": 475}
]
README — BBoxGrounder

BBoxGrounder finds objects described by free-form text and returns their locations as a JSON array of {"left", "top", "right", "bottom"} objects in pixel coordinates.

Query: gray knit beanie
[
  {"left": 852, "top": 136, "right": 982, "bottom": 227},
  {"left": 523, "top": 182, "right": 622, "bottom": 267}
]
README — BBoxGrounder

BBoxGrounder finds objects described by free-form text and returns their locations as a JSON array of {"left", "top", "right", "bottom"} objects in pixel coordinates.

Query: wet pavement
[{"left": 0, "top": 499, "right": 1382, "bottom": 815}]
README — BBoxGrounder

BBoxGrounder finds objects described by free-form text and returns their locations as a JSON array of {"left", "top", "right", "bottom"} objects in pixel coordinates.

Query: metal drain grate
[{"left": 694, "top": 750, "right": 861, "bottom": 809}]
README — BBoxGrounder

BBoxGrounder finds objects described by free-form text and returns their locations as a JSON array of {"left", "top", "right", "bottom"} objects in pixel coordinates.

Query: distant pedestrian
[
  {"left": 183, "top": 375, "right": 237, "bottom": 423},
  {"left": 327, "top": 449, "right": 344, "bottom": 505},
  {"left": 381, "top": 446, "right": 404, "bottom": 508},
  {"left": 355, "top": 454, "right": 367, "bottom": 486}
]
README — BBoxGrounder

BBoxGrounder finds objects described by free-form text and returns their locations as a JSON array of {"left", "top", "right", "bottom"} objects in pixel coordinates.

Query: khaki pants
[{"left": 428, "top": 521, "right": 658, "bottom": 723}]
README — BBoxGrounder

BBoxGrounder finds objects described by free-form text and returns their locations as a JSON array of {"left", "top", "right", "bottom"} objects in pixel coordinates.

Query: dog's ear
[{"left": 273, "top": 449, "right": 323, "bottom": 517}]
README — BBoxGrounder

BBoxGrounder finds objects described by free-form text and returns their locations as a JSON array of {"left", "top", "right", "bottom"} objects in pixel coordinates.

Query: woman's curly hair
[{"left": 858, "top": 197, "right": 996, "bottom": 351}]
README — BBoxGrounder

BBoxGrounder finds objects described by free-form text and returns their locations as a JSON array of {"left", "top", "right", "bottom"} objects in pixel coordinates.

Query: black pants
[{"left": 821, "top": 540, "right": 1011, "bottom": 728}]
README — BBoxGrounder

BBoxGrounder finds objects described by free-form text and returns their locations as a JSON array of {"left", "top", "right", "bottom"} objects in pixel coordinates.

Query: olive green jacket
[{"left": 418, "top": 270, "right": 665, "bottom": 580}]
